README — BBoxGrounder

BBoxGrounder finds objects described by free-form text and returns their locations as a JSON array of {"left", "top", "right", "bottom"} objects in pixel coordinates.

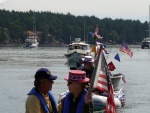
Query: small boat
[
  {"left": 22, "top": 35, "right": 39, "bottom": 48},
  {"left": 22, "top": 11, "right": 39, "bottom": 48},
  {"left": 141, "top": 38, "right": 150, "bottom": 49},
  {"left": 141, "top": 6, "right": 150, "bottom": 49},
  {"left": 65, "top": 38, "right": 91, "bottom": 66}
]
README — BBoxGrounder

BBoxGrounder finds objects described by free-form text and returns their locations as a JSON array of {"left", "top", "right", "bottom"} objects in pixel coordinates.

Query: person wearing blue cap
[{"left": 25, "top": 68, "right": 58, "bottom": 113}]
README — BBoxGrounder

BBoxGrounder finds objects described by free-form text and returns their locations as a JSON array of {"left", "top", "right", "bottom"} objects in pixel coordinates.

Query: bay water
[{"left": 0, "top": 46, "right": 149, "bottom": 113}]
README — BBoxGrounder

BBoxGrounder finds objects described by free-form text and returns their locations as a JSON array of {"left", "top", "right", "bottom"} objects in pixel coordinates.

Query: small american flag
[
  {"left": 94, "top": 26, "right": 99, "bottom": 36},
  {"left": 120, "top": 41, "right": 133, "bottom": 58}
]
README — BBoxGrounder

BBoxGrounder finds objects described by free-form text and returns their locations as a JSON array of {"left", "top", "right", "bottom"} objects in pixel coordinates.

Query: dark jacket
[{"left": 60, "top": 90, "right": 93, "bottom": 113}]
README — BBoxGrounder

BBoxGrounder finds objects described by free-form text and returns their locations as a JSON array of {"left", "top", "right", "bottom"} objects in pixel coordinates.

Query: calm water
[{"left": 0, "top": 46, "right": 150, "bottom": 113}]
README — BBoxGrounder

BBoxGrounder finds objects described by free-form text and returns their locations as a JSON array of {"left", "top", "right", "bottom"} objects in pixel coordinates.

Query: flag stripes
[
  {"left": 105, "top": 85, "right": 117, "bottom": 113},
  {"left": 97, "top": 71, "right": 108, "bottom": 92},
  {"left": 89, "top": 45, "right": 117, "bottom": 113},
  {"left": 95, "top": 48, "right": 117, "bottom": 113},
  {"left": 120, "top": 41, "right": 133, "bottom": 58}
]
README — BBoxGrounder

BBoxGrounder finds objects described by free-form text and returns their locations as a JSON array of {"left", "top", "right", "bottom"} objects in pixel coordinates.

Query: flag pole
[{"left": 88, "top": 45, "right": 103, "bottom": 92}]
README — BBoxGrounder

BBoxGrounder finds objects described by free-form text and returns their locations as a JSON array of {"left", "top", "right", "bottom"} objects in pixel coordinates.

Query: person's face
[
  {"left": 84, "top": 62, "right": 93, "bottom": 68},
  {"left": 41, "top": 79, "right": 54, "bottom": 92},
  {"left": 67, "top": 82, "right": 81, "bottom": 93}
]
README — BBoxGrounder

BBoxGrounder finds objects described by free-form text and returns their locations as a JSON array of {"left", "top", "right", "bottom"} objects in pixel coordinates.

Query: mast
[
  {"left": 83, "top": 17, "right": 85, "bottom": 41},
  {"left": 33, "top": 11, "right": 36, "bottom": 34}
]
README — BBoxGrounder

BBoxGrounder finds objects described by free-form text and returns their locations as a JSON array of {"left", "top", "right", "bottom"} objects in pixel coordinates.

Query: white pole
[{"left": 84, "top": 17, "right": 85, "bottom": 41}]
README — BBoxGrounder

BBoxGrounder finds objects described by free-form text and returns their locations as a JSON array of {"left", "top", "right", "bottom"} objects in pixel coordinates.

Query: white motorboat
[
  {"left": 22, "top": 11, "right": 39, "bottom": 48},
  {"left": 65, "top": 38, "right": 91, "bottom": 65},
  {"left": 23, "top": 35, "right": 39, "bottom": 48}
]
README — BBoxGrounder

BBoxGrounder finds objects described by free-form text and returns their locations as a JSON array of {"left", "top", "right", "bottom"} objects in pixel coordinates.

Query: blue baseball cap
[{"left": 35, "top": 68, "right": 57, "bottom": 80}]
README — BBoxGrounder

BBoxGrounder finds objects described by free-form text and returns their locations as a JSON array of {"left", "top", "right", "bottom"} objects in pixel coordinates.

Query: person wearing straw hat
[
  {"left": 82, "top": 56, "right": 95, "bottom": 80},
  {"left": 76, "top": 55, "right": 85, "bottom": 70},
  {"left": 25, "top": 68, "right": 58, "bottom": 113},
  {"left": 57, "top": 70, "right": 93, "bottom": 113}
]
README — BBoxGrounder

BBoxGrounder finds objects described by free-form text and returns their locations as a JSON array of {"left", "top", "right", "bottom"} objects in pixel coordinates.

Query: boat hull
[
  {"left": 111, "top": 74, "right": 123, "bottom": 91},
  {"left": 65, "top": 52, "right": 81, "bottom": 63},
  {"left": 58, "top": 90, "right": 123, "bottom": 112},
  {"left": 22, "top": 42, "right": 39, "bottom": 48},
  {"left": 92, "top": 94, "right": 121, "bottom": 111}
]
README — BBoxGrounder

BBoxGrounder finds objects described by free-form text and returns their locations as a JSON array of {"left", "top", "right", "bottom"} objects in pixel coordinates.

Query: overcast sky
[{"left": 0, "top": 0, "right": 150, "bottom": 23}]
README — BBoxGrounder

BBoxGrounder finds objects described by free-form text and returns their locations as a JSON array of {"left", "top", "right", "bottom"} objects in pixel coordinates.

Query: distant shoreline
[{"left": 0, "top": 44, "right": 141, "bottom": 48}]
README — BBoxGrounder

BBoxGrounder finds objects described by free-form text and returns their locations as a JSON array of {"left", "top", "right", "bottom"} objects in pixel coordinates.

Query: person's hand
[{"left": 85, "top": 92, "right": 92, "bottom": 104}]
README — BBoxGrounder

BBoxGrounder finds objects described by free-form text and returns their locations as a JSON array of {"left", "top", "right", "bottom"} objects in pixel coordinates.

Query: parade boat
[
  {"left": 59, "top": 74, "right": 125, "bottom": 112},
  {"left": 65, "top": 38, "right": 91, "bottom": 65},
  {"left": 62, "top": 26, "right": 126, "bottom": 112},
  {"left": 58, "top": 65, "right": 125, "bottom": 112}
]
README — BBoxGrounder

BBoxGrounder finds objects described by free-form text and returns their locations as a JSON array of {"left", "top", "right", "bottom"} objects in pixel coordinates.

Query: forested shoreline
[{"left": 0, "top": 9, "right": 149, "bottom": 46}]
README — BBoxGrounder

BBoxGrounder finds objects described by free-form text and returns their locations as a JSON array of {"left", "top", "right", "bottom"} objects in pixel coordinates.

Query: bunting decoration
[
  {"left": 94, "top": 26, "right": 103, "bottom": 39},
  {"left": 96, "top": 42, "right": 109, "bottom": 54},
  {"left": 108, "top": 61, "right": 116, "bottom": 71},
  {"left": 114, "top": 53, "right": 120, "bottom": 62},
  {"left": 89, "top": 32, "right": 94, "bottom": 37},
  {"left": 89, "top": 26, "right": 103, "bottom": 40}
]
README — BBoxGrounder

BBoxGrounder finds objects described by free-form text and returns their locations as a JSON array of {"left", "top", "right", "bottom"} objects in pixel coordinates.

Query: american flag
[
  {"left": 105, "top": 85, "right": 117, "bottom": 113},
  {"left": 120, "top": 41, "right": 133, "bottom": 58},
  {"left": 94, "top": 26, "right": 99, "bottom": 36},
  {"left": 93, "top": 48, "right": 117, "bottom": 113}
]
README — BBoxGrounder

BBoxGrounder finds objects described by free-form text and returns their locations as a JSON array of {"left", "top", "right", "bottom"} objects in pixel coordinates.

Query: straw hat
[{"left": 84, "top": 56, "right": 94, "bottom": 62}]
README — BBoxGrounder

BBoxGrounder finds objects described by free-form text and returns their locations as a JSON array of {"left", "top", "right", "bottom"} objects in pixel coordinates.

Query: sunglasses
[{"left": 68, "top": 82, "right": 73, "bottom": 85}]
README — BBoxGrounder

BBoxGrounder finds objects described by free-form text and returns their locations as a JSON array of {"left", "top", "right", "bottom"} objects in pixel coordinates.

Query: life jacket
[
  {"left": 63, "top": 90, "right": 87, "bottom": 113},
  {"left": 28, "top": 87, "right": 58, "bottom": 113}
]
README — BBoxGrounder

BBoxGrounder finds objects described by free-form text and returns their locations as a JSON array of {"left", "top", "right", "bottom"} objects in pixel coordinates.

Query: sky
[{"left": 0, "top": 0, "right": 150, "bottom": 23}]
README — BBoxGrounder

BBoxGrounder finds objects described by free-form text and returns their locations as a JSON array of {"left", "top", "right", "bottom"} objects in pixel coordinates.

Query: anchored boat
[{"left": 23, "top": 11, "right": 39, "bottom": 48}]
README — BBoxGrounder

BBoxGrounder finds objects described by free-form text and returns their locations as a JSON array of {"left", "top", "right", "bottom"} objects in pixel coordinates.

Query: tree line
[{"left": 0, "top": 9, "right": 149, "bottom": 46}]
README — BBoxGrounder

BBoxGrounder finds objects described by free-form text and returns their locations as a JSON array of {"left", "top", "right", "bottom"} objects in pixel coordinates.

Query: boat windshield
[
  {"left": 143, "top": 42, "right": 150, "bottom": 45},
  {"left": 69, "top": 45, "right": 89, "bottom": 50}
]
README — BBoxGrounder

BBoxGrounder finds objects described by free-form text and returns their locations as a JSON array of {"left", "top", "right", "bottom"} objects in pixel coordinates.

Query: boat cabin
[{"left": 68, "top": 44, "right": 90, "bottom": 50}]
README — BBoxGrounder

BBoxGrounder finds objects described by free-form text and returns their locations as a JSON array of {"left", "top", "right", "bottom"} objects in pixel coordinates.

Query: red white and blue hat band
[{"left": 64, "top": 70, "right": 90, "bottom": 83}]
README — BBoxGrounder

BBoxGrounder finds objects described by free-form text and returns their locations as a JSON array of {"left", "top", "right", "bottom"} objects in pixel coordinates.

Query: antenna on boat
[{"left": 83, "top": 16, "right": 85, "bottom": 41}]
